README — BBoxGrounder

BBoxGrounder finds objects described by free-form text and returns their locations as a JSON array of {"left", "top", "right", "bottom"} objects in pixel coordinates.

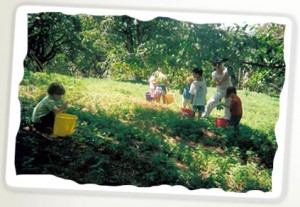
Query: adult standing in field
[
  {"left": 203, "top": 59, "right": 232, "bottom": 119},
  {"left": 154, "top": 68, "right": 170, "bottom": 104}
]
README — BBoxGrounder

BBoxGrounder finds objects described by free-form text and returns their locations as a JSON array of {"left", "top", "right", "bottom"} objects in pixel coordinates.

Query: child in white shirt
[{"left": 189, "top": 68, "right": 207, "bottom": 119}]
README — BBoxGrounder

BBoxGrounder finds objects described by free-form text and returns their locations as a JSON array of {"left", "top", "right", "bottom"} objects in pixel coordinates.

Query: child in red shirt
[{"left": 226, "top": 86, "right": 243, "bottom": 128}]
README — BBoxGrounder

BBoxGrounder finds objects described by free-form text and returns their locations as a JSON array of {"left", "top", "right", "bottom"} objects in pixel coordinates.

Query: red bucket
[
  {"left": 180, "top": 108, "right": 194, "bottom": 118},
  {"left": 216, "top": 118, "right": 229, "bottom": 128}
]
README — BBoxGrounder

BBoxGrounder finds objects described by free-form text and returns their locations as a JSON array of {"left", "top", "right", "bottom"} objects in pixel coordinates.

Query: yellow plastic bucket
[
  {"left": 165, "top": 94, "right": 174, "bottom": 104},
  {"left": 53, "top": 113, "right": 78, "bottom": 137}
]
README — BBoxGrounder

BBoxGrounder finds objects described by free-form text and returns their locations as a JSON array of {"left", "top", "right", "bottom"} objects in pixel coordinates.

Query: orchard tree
[
  {"left": 25, "top": 12, "right": 81, "bottom": 73},
  {"left": 25, "top": 12, "right": 286, "bottom": 95}
]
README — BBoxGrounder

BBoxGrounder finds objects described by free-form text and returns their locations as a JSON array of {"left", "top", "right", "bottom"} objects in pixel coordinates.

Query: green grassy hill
[{"left": 16, "top": 70, "right": 279, "bottom": 192}]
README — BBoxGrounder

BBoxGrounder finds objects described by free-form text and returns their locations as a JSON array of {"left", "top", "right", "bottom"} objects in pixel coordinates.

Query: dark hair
[
  {"left": 192, "top": 68, "right": 203, "bottom": 76},
  {"left": 212, "top": 58, "right": 229, "bottom": 67},
  {"left": 212, "top": 61, "right": 221, "bottom": 67},
  {"left": 47, "top": 82, "right": 66, "bottom": 96},
  {"left": 226, "top": 86, "right": 237, "bottom": 97}
]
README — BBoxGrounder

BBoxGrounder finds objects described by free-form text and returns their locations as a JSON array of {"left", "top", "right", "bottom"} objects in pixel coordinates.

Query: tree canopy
[{"left": 24, "top": 12, "right": 286, "bottom": 95}]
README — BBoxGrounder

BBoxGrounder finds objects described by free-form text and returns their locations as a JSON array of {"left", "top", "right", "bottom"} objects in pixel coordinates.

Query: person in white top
[
  {"left": 204, "top": 60, "right": 232, "bottom": 119},
  {"left": 189, "top": 68, "right": 207, "bottom": 119},
  {"left": 148, "top": 73, "right": 156, "bottom": 100}
]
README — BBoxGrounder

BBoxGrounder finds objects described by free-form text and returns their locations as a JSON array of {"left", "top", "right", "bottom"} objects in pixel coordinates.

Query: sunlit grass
[{"left": 18, "top": 70, "right": 278, "bottom": 192}]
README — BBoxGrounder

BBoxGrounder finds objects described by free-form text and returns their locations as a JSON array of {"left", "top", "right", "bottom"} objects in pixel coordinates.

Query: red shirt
[{"left": 230, "top": 96, "right": 243, "bottom": 117}]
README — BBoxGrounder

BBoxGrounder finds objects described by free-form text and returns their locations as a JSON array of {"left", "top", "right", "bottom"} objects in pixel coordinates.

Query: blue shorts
[{"left": 192, "top": 105, "right": 205, "bottom": 112}]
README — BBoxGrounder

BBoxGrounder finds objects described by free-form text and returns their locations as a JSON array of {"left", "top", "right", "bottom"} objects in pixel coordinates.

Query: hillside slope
[{"left": 15, "top": 71, "right": 278, "bottom": 192}]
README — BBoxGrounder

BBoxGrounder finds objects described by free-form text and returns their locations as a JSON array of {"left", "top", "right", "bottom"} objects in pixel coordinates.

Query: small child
[
  {"left": 148, "top": 73, "right": 157, "bottom": 101},
  {"left": 32, "top": 82, "right": 68, "bottom": 133},
  {"left": 189, "top": 68, "right": 207, "bottom": 119},
  {"left": 226, "top": 86, "right": 243, "bottom": 129},
  {"left": 182, "top": 76, "right": 194, "bottom": 108}
]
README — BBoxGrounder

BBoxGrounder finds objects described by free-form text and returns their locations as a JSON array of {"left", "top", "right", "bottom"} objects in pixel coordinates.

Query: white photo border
[{"left": 6, "top": 5, "right": 293, "bottom": 201}]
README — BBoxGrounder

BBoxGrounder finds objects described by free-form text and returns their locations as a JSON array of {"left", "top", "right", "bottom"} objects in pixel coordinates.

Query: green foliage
[
  {"left": 16, "top": 71, "right": 279, "bottom": 192},
  {"left": 25, "top": 12, "right": 82, "bottom": 72},
  {"left": 25, "top": 13, "right": 285, "bottom": 95}
]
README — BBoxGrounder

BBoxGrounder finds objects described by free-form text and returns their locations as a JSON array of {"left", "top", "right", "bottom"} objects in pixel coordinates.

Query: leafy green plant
[{"left": 16, "top": 70, "right": 278, "bottom": 192}]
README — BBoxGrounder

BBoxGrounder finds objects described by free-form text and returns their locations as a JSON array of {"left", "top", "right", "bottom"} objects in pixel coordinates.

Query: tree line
[{"left": 24, "top": 12, "right": 286, "bottom": 95}]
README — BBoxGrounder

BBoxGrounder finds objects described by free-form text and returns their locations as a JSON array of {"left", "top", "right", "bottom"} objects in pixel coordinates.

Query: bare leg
[
  {"left": 198, "top": 112, "right": 202, "bottom": 119},
  {"left": 162, "top": 94, "right": 166, "bottom": 104},
  {"left": 204, "top": 98, "right": 220, "bottom": 117}
]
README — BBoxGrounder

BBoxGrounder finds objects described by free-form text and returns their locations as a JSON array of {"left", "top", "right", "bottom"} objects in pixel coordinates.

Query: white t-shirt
[
  {"left": 149, "top": 75, "right": 155, "bottom": 89},
  {"left": 212, "top": 68, "right": 232, "bottom": 91},
  {"left": 189, "top": 79, "right": 207, "bottom": 106},
  {"left": 32, "top": 96, "right": 57, "bottom": 123}
]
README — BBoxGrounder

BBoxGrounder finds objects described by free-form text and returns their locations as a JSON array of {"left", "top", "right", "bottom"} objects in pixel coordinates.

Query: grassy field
[{"left": 16, "top": 70, "right": 279, "bottom": 192}]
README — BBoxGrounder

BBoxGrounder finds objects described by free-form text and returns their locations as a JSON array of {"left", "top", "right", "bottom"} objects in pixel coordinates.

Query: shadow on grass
[
  {"left": 131, "top": 105, "right": 277, "bottom": 168},
  {"left": 15, "top": 97, "right": 277, "bottom": 192}
]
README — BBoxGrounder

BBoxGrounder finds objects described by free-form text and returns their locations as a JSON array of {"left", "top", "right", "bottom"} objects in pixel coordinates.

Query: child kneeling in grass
[
  {"left": 226, "top": 86, "right": 243, "bottom": 131},
  {"left": 32, "top": 82, "right": 68, "bottom": 134}
]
